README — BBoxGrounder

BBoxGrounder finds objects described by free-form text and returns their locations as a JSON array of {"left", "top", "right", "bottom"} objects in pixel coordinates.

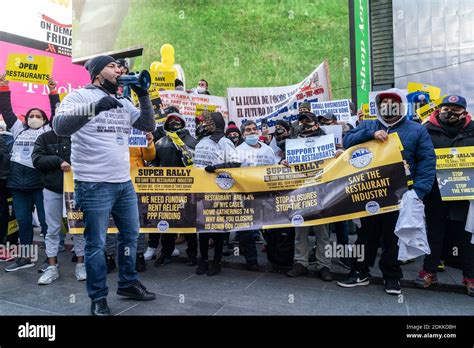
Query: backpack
[{"left": 263, "top": 227, "right": 295, "bottom": 268}]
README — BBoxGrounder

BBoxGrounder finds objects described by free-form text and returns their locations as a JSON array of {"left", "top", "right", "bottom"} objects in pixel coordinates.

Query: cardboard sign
[
  {"left": 311, "top": 99, "right": 352, "bottom": 122},
  {"left": 407, "top": 82, "right": 441, "bottom": 100},
  {"left": 416, "top": 95, "right": 447, "bottom": 122},
  {"left": 5, "top": 53, "right": 54, "bottom": 84},
  {"left": 151, "top": 71, "right": 175, "bottom": 90},
  {"left": 285, "top": 134, "right": 336, "bottom": 164}
]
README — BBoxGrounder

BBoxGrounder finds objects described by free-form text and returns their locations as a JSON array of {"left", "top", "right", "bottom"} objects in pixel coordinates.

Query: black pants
[
  {"left": 0, "top": 180, "right": 8, "bottom": 245},
  {"left": 353, "top": 211, "right": 402, "bottom": 281},
  {"left": 199, "top": 233, "right": 223, "bottom": 262},
  {"left": 237, "top": 230, "right": 258, "bottom": 264},
  {"left": 148, "top": 233, "right": 160, "bottom": 249},
  {"left": 424, "top": 219, "right": 474, "bottom": 278},
  {"left": 160, "top": 233, "right": 198, "bottom": 259}
]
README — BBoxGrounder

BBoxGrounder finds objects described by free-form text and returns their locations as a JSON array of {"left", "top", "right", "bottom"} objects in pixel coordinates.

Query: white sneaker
[
  {"left": 75, "top": 263, "right": 86, "bottom": 281},
  {"left": 171, "top": 247, "right": 181, "bottom": 257},
  {"left": 143, "top": 247, "right": 157, "bottom": 261},
  {"left": 38, "top": 265, "right": 59, "bottom": 285}
]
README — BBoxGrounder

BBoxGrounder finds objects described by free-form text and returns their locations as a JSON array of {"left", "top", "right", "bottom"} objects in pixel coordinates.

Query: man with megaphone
[{"left": 53, "top": 55, "right": 157, "bottom": 316}]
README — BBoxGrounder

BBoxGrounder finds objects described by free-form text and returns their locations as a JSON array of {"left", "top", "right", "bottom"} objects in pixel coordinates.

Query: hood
[
  {"left": 209, "top": 112, "right": 226, "bottom": 142},
  {"left": 427, "top": 109, "right": 473, "bottom": 129},
  {"left": 374, "top": 88, "right": 408, "bottom": 128},
  {"left": 164, "top": 113, "right": 186, "bottom": 132}
]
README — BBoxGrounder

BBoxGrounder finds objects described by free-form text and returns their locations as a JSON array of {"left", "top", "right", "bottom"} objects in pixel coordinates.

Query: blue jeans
[
  {"left": 75, "top": 180, "right": 139, "bottom": 302},
  {"left": 11, "top": 189, "right": 47, "bottom": 247}
]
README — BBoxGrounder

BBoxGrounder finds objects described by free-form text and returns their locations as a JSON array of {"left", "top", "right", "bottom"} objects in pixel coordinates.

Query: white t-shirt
[
  {"left": 10, "top": 120, "right": 51, "bottom": 168},
  {"left": 236, "top": 141, "right": 278, "bottom": 167},
  {"left": 194, "top": 136, "right": 238, "bottom": 168},
  {"left": 56, "top": 87, "right": 141, "bottom": 183}
]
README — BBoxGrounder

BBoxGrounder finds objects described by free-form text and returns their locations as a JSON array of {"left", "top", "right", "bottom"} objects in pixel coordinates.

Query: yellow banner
[
  {"left": 416, "top": 95, "right": 447, "bottom": 122},
  {"left": 5, "top": 53, "right": 54, "bottom": 84},
  {"left": 407, "top": 82, "right": 441, "bottom": 100},
  {"left": 64, "top": 135, "right": 407, "bottom": 233}
]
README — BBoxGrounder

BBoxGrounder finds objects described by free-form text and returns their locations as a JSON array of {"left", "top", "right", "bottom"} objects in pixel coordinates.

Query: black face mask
[
  {"left": 99, "top": 75, "right": 119, "bottom": 94},
  {"left": 196, "top": 124, "right": 210, "bottom": 138},
  {"left": 301, "top": 123, "right": 315, "bottom": 134},
  {"left": 168, "top": 121, "right": 183, "bottom": 132},
  {"left": 275, "top": 128, "right": 286, "bottom": 136},
  {"left": 227, "top": 135, "right": 240, "bottom": 145},
  {"left": 439, "top": 111, "right": 464, "bottom": 124}
]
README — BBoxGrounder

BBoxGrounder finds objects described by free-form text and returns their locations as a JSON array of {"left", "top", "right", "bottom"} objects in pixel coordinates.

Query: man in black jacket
[
  {"left": 145, "top": 107, "right": 199, "bottom": 267},
  {"left": 414, "top": 95, "right": 474, "bottom": 296},
  {"left": 32, "top": 83, "right": 87, "bottom": 285}
]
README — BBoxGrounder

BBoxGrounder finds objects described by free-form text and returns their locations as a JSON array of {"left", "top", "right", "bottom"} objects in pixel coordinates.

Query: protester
[
  {"left": 194, "top": 111, "right": 239, "bottom": 276},
  {"left": 105, "top": 131, "right": 156, "bottom": 273},
  {"left": 53, "top": 55, "right": 156, "bottom": 315},
  {"left": 414, "top": 95, "right": 474, "bottom": 296},
  {"left": 0, "top": 73, "right": 50, "bottom": 272},
  {"left": 148, "top": 106, "right": 198, "bottom": 267},
  {"left": 225, "top": 122, "right": 244, "bottom": 147},
  {"left": 235, "top": 120, "right": 279, "bottom": 270},
  {"left": 268, "top": 119, "right": 292, "bottom": 162},
  {"left": 195, "top": 79, "right": 210, "bottom": 95},
  {"left": 338, "top": 90, "right": 436, "bottom": 295},
  {"left": 285, "top": 111, "right": 334, "bottom": 281},
  {"left": 0, "top": 128, "right": 9, "bottom": 249},
  {"left": 175, "top": 79, "right": 184, "bottom": 91},
  {"left": 32, "top": 78, "right": 87, "bottom": 284}
]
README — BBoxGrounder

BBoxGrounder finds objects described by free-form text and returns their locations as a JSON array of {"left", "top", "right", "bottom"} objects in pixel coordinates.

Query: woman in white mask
[{"left": 0, "top": 73, "right": 52, "bottom": 272}]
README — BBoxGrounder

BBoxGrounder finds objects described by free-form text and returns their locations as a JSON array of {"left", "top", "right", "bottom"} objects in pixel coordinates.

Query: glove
[
  {"left": 93, "top": 96, "right": 123, "bottom": 115},
  {"left": 130, "top": 83, "right": 148, "bottom": 98},
  {"left": 205, "top": 165, "right": 216, "bottom": 173}
]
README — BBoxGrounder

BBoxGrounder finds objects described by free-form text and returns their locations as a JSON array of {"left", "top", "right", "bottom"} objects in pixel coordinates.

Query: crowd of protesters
[{"left": 0, "top": 55, "right": 472, "bottom": 316}]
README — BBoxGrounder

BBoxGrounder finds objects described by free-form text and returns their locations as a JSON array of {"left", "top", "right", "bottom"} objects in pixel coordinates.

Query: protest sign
[
  {"left": 361, "top": 103, "right": 376, "bottom": 120},
  {"left": 7, "top": 195, "right": 18, "bottom": 236},
  {"left": 407, "top": 82, "right": 441, "bottom": 100},
  {"left": 311, "top": 99, "right": 351, "bottom": 122},
  {"left": 151, "top": 71, "right": 175, "bottom": 90},
  {"left": 416, "top": 95, "right": 447, "bottom": 122},
  {"left": 227, "top": 61, "right": 332, "bottom": 130},
  {"left": 129, "top": 128, "right": 148, "bottom": 147},
  {"left": 5, "top": 53, "right": 54, "bottom": 84},
  {"left": 321, "top": 125, "right": 343, "bottom": 146},
  {"left": 65, "top": 135, "right": 406, "bottom": 233},
  {"left": 285, "top": 134, "right": 336, "bottom": 164},
  {"left": 435, "top": 146, "right": 474, "bottom": 200}
]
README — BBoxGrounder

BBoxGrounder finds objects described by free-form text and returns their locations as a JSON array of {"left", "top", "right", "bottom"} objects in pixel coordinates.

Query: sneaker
[
  {"left": 106, "top": 255, "right": 116, "bottom": 274},
  {"left": 143, "top": 247, "right": 157, "bottom": 261},
  {"left": 463, "top": 278, "right": 474, "bottom": 297},
  {"left": 437, "top": 260, "right": 446, "bottom": 272},
  {"left": 135, "top": 253, "right": 146, "bottom": 272},
  {"left": 319, "top": 267, "right": 333, "bottom": 282},
  {"left": 75, "top": 263, "right": 87, "bottom": 281},
  {"left": 337, "top": 257, "right": 352, "bottom": 270},
  {"left": 384, "top": 279, "right": 402, "bottom": 295},
  {"left": 0, "top": 249, "right": 15, "bottom": 262},
  {"left": 207, "top": 261, "right": 222, "bottom": 276},
  {"left": 6, "top": 258, "right": 35, "bottom": 272},
  {"left": 154, "top": 254, "right": 172, "bottom": 267},
  {"left": 196, "top": 260, "right": 209, "bottom": 275},
  {"left": 117, "top": 281, "right": 156, "bottom": 301},
  {"left": 337, "top": 270, "right": 370, "bottom": 288},
  {"left": 185, "top": 257, "right": 198, "bottom": 266},
  {"left": 91, "top": 298, "right": 111, "bottom": 316},
  {"left": 38, "top": 265, "right": 59, "bottom": 285},
  {"left": 286, "top": 263, "right": 308, "bottom": 277},
  {"left": 38, "top": 258, "right": 50, "bottom": 273},
  {"left": 171, "top": 248, "right": 181, "bottom": 257},
  {"left": 414, "top": 270, "right": 438, "bottom": 288}
]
